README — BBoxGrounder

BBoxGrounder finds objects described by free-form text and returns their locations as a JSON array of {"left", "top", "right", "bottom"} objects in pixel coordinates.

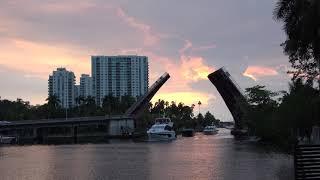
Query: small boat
[
  {"left": 181, "top": 128, "right": 195, "bottom": 137},
  {"left": 203, "top": 125, "right": 218, "bottom": 135},
  {"left": 147, "top": 118, "right": 176, "bottom": 141},
  {"left": 0, "top": 135, "right": 16, "bottom": 144}
]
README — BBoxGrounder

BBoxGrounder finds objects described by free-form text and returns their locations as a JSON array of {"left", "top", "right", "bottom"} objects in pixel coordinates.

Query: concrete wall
[{"left": 108, "top": 119, "right": 135, "bottom": 136}]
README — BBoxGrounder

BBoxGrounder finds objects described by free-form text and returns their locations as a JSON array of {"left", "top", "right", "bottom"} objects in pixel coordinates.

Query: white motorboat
[
  {"left": 203, "top": 125, "right": 219, "bottom": 135},
  {"left": 0, "top": 135, "right": 16, "bottom": 144},
  {"left": 147, "top": 118, "right": 176, "bottom": 141}
]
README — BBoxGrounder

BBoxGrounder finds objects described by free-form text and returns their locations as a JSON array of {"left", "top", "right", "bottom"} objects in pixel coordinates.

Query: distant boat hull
[
  {"left": 148, "top": 132, "right": 176, "bottom": 141},
  {"left": 203, "top": 130, "right": 218, "bottom": 135},
  {"left": 0, "top": 136, "right": 16, "bottom": 144},
  {"left": 203, "top": 125, "right": 219, "bottom": 135}
]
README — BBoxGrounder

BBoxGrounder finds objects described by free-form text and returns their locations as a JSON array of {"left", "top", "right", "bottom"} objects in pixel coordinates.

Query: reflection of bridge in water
[{"left": 0, "top": 68, "right": 248, "bottom": 143}]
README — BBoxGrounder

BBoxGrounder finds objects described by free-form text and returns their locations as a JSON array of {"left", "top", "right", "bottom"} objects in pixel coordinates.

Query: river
[{"left": 0, "top": 129, "right": 293, "bottom": 180}]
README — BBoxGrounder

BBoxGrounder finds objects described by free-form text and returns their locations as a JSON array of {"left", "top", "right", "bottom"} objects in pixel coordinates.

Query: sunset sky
[{"left": 0, "top": 0, "right": 291, "bottom": 121}]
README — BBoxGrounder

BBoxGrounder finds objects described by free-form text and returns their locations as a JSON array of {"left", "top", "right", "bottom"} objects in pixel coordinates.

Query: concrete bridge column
[
  {"left": 33, "top": 128, "right": 37, "bottom": 138},
  {"left": 70, "top": 126, "right": 78, "bottom": 143},
  {"left": 109, "top": 119, "right": 134, "bottom": 137},
  {"left": 72, "top": 126, "right": 78, "bottom": 143}
]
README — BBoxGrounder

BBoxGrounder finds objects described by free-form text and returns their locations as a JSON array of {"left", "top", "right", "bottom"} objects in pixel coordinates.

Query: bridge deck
[{"left": 0, "top": 116, "right": 132, "bottom": 130}]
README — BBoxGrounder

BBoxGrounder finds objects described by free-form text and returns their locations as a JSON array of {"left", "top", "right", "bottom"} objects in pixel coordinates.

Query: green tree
[
  {"left": 204, "top": 111, "right": 217, "bottom": 127},
  {"left": 244, "top": 85, "right": 279, "bottom": 139},
  {"left": 274, "top": 0, "right": 320, "bottom": 82},
  {"left": 195, "top": 113, "right": 204, "bottom": 129},
  {"left": 278, "top": 78, "right": 320, "bottom": 130},
  {"left": 46, "top": 95, "right": 60, "bottom": 109},
  {"left": 245, "top": 85, "right": 279, "bottom": 106},
  {"left": 120, "top": 95, "right": 136, "bottom": 113},
  {"left": 83, "top": 96, "right": 98, "bottom": 116},
  {"left": 102, "top": 94, "right": 121, "bottom": 115},
  {"left": 45, "top": 95, "right": 61, "bottom": 118}
]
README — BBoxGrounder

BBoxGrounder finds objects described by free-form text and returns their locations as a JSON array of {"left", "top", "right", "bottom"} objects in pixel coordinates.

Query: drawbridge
[
  {"left": 125, "top": 72, "right": 170, "bottom": 118},
  {"left": 208, "top": 67, "right": 248, "bottom": 130}
]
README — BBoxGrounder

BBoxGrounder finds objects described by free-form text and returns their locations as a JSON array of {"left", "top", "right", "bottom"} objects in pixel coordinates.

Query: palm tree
[
  {"left": 83, "top": 96, "right": 97, "bottom": 116},
  {"left": 45, "top": 95, "right": 61, "bottom": 118},
  {"left": 198, "top": 101, "right": 202, "bottom": 115},
  {"left": 274, "top": 0, "right": 320, "bottom": 84},
  {"left": 46, "top": 95, "right": 60, "bottom": 109}
]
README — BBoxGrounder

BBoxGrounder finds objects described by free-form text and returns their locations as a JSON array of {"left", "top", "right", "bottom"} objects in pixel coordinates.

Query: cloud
[
  {"left": 179, "top": 39, "right": 216, "bottom": 55},
  {"left": 38, "top": 1, "right": 96, "bottom": 14},
  {"left": 3, "top": 0, "right": 97, "bottom": 14},
  {"left": 243, "top": 66, "right": 278, "bottom": 81},
  {"left": 142, "top": 40, "right": 215, "bottom": 108},
  {"left": 116, "top": 7, "right": 161, "bottom": 46},
  {"left": 180, "top": 55, "right": 215, "bottom": 82},
  {"left": 179, "top": 40, "right": 193, "bottom": 55},
  {"left": 191, "top": 44, "right": 217, "bottom": 52},
  {"left": 0, "top": 38, "right": 90, "bottom": 79},
  {"left": 118, "top": 39, "right": 215, "bottom": 108},
  {"left": 0, "top": 0, "right": 290, "bottom": 122}
]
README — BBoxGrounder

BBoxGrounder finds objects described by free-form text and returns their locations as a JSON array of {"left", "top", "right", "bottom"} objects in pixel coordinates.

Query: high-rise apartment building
[
  {"left": 48, "top": 68, "right": 76, "bottom": 108},
  {"left": 91, "top": 55, "right": 149, "bottom": 105},
  {"left": 80, "top": 74, "right": 93, "bottom": 98}
]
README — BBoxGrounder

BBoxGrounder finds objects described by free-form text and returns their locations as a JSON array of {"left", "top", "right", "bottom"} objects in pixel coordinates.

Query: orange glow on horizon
[{"left": 151, "top": 91, "right": 215, "bottom": 107}]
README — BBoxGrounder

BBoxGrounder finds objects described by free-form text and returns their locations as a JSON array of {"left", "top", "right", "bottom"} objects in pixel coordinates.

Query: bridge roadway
[
  {"left": 0, "top": 116, "right": 135, "bottom": 143},
  {"left": 0, "top": 116, "right": 132, "bottom": 130}
]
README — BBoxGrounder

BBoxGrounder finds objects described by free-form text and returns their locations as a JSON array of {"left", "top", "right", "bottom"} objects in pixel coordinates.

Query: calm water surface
[{"left": 0, "top": 129, "right": 293, "bottom": 180}]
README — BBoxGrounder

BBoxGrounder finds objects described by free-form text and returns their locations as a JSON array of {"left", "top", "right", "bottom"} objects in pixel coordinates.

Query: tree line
[
  {"left": 243, "top": 0, "right": 319, "bottom": 150},
  {"left": 243, "top": 79, "right": 320, "bottom": 149},
  {"left": 0, "top": 95, "right": 219, "bottom": 131}
]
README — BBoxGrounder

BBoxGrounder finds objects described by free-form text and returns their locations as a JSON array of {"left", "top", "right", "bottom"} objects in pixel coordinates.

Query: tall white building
[
  {"left": 48, "top": 68, "right": 76, "bottom": 108},
  {"left": 91, "top": 55, "right": 149, "bottom": 105},
  {"left": 80, "top": 74, "right": 93, "bottom": 98}
]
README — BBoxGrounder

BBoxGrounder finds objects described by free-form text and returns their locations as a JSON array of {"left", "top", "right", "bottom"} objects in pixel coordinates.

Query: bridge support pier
[
  {"left": 71, "top": 126, "right": 78, "bottom": 143},
  {"left": 109, "top": 119, "right": 134, "bottom": 137}
]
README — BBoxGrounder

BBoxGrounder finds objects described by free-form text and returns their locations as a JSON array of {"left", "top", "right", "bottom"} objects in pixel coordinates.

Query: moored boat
[
  {"left": 203, "top": 125, "right": 219, "bottom": 135},
  {"left": 0, "top": 135, "right": 16, "bottom": 144},
  {"left": 147, "top": 118, "right": 176, "bottom": 141}
]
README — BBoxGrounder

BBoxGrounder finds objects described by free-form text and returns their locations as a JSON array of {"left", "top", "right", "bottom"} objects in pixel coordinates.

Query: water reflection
[{"left": 0, "top": 129, "right": 293, "bottom": 180}]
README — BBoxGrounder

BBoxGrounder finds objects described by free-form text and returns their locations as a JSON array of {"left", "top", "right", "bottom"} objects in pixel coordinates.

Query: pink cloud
[
  {"left": 180, "top": 55, "right": 215, "bottom": 82},
  {"left": 192, "top": 44, "right": 216, "bottom": 51},
  {"left": 116, "top": 8, "right": 160, "bottom": 46},
  {"left": 0, "top": 3, "right": 217, "bottom": 107},
  {"left": 243, "top": 66, "right": 278, "bottom": 81},
  {"left": 179, "top": 40, "right": 193, "bottom": 55},
  {"left": 5, "top": 0, "right": 98, "bottom": 14},
  {"left": 39, "top": 1, "right": 96, "bottom": 13},
  {"left": 0, "top": 38, "right": 90, "bottom": 80},
  {"left": 179, "top": 39, "right": 216, "bottom": 55}
]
